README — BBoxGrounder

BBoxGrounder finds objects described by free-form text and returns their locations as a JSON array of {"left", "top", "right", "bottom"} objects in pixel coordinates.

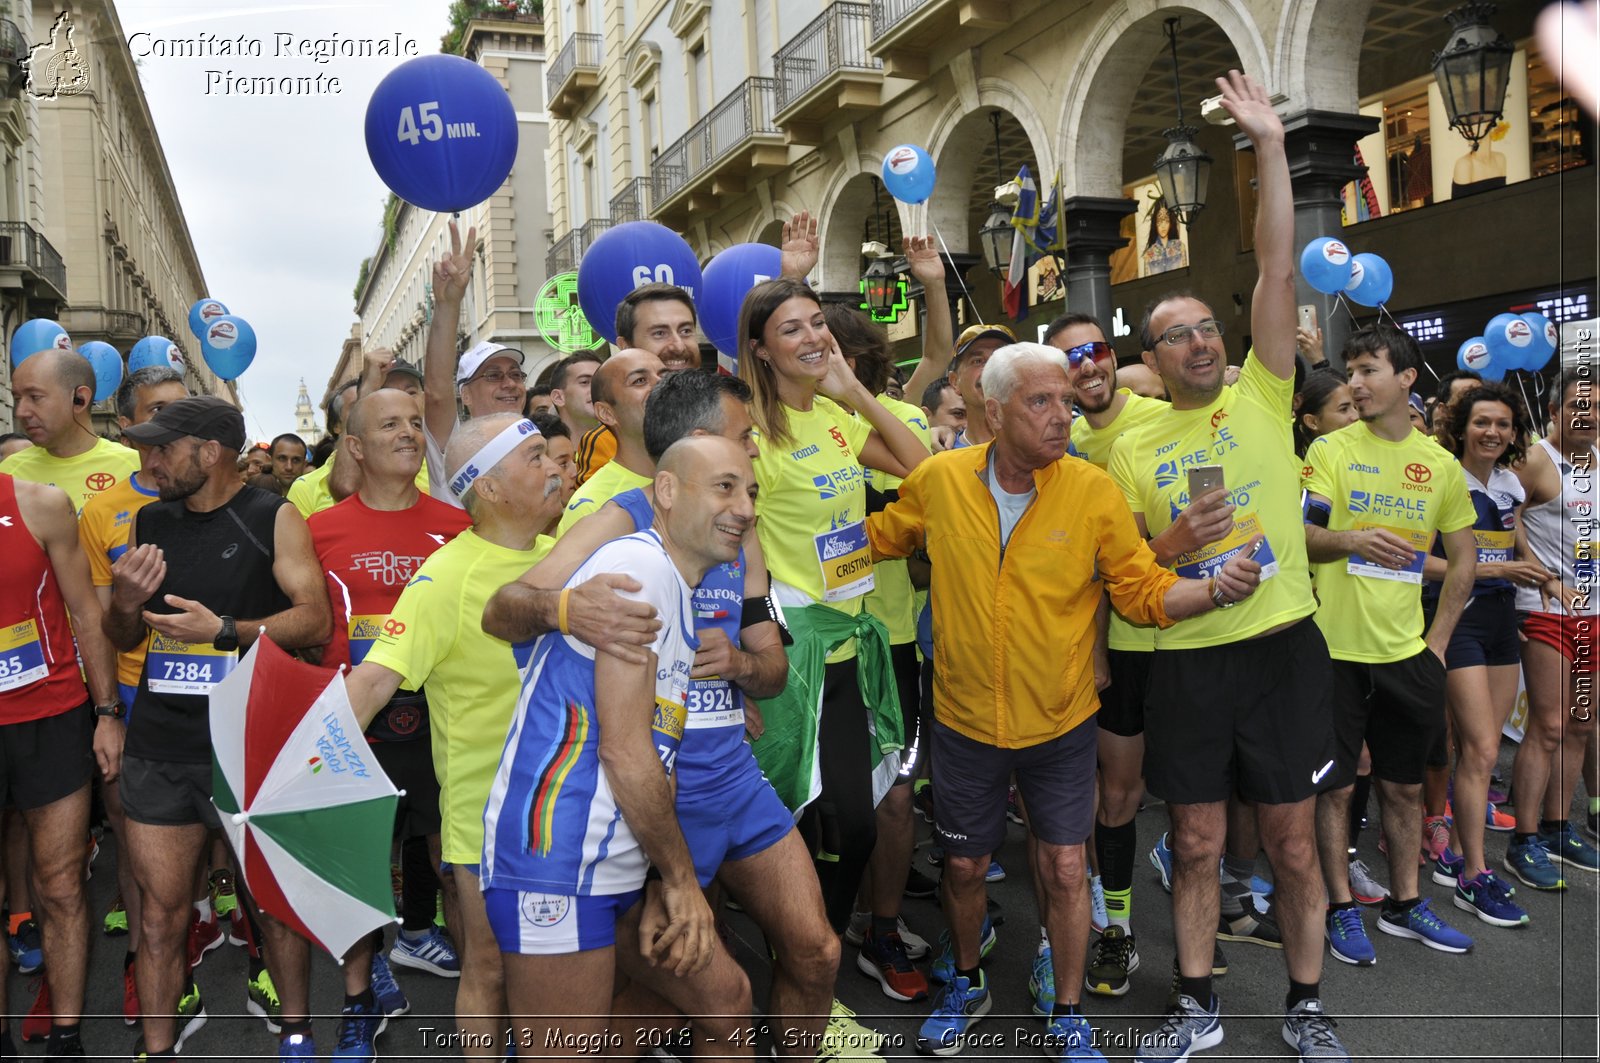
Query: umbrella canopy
[{"left": 210, "top": 636, "right": 399, "bottom": 959}]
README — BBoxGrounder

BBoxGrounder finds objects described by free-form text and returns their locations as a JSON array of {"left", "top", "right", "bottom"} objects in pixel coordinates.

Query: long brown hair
[
  {"left": 1442, "top": 383, "right": 1530, "bottom": 468},
  {"left": 823, "top": 303, "right": 891, "bottom": 396},
  {"left": 736, "top": 277, "right": 822, "bottom": 448}
]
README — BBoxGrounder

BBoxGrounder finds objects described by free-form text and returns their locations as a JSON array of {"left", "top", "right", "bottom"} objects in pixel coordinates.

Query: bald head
[
  {"left": 11, "top": 349, "right": 96, "bottom": 452},
  {"left": 346, "top": 388, "right": 418, "bottom": 440},
  {"left": 16, "top": 348, "right": 94, "bottom": 397},
  {"left": 591, "top": 349, "right": 664, "bottom": 451},
  {"left": 654, "top": 434, "right": 757, "bottom": 576}
]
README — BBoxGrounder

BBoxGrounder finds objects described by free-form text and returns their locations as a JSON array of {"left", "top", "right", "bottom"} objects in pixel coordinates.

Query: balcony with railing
[
  {"left": 62, "top": 306, "right": 146, "bottom": 343},
  {"left": 868, "top": 0, "right": 1011, "bottom": 78},
  {"left": 0, "top": 19, "right": 26, "bottom": 80},
  {"left": 773, "top": 3, "right": 882, "bottom": 145},
  {"left": 578, "top": 217, "right": 613, "bottom": 249},
  {"left": 0, "top": 222, "right": 67, "bottom": 303},
  {"left": 547, "top": 32, "right": 603, "bottom": 119},
  {"left": 546, "top": 228, "right": 585, "bottom": 277},
  {"left": 609, "top": 178, "right": 650, "bottom": 223},
  {"left": 650, "top": 78, "right": 787, "bottom": 225}
]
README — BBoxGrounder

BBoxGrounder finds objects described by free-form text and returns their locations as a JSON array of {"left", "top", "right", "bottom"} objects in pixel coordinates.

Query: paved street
[{"left": 12, "top": 740, "right": 1597, "bottom": 1061}]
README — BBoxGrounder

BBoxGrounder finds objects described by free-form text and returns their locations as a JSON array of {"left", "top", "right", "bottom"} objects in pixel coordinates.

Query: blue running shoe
[
  {"left": 930, "top": 918, "right": 996, "bottom": 984},
  {"left": 279, "top": 1033, "right": 317, "bottom": 1060},
  {"left": 1375, "top": 898, "right": 1472, "bottom": 953},
  {"left": 370, "top": 952, "right": 410, "bottom": 1018},
  {"left": 1538, "top": 821, "right": 1600, "bottom": 873},
  {"left": 1281, "top": 999, "right": 1351, "bottom": 1061},
  {"left": 1453, "top": 870, "right": 1527, "bottom": 927},
  {"left": 8, "top": 919, "right": 42, "bottom": 975},
  {"left": 985, "top": 860, "right": 1006, "bottom": 883},
  {"left": 1324, "top": 907, "right": 1375, "bottom": 967},
  {"left": 1149, "top": 833, "right": 1174, "bottom": 893},
  {"left": 1505, "top": 834, "right": 1566, "bottom": 890},
  {"left": 916, "top": 972, "right": 990, "bottom": 1057},
  {"left": 1029, "top": 948, "right": 1055, "bottom": 1017},
  {"left": 332, "top": 1001, "right": 385, "bottom": 1061},
  {"left": 1044, "top": 1012, "right": 1107, "bottom": 1061},
  {"left": 1135, "top": 993, "right": 1222, "bottom": 1063},
  {"left": 390, "top": 926, "right": 461, "bottom": 978},
  {"left": 1429, "top": 846, "right": 1464, "bottom": 888}
]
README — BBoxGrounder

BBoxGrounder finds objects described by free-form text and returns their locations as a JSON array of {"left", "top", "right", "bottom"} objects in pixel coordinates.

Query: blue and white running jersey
[{"left": 481, "top": 530, "right": 698, "bottom": 896}]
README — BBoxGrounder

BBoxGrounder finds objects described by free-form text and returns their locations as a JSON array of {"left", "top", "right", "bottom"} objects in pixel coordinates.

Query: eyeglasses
[
  {"left": 1156, "top": 320, "right": 1223, "bottom": 348},
  {"left": 472, "top": 369, "right": 528, "bottom": 386},
  {"left": 1062, "top": 341, "right": 1113, "bottom": 368}
]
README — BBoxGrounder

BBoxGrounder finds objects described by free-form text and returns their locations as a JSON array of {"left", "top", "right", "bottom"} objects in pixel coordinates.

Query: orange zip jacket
[{"left": 867, "top": 443, "right": 1178, "bottom": 748}]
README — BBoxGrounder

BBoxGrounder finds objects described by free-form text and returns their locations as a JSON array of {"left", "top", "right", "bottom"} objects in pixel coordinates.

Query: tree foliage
[{"left": 441, "top": 0, "right": 542, "bottom": 55}]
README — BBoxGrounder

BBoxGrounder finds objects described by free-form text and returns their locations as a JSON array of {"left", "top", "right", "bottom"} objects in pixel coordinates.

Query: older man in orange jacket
[{"left": 867, "top": 341, "right": 1265, "bottom": 1059}]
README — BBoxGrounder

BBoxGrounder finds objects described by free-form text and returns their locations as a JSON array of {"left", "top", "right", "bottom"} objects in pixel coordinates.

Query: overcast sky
[{"left": 115, "top": 1, "right": 453, "bottom": 443}]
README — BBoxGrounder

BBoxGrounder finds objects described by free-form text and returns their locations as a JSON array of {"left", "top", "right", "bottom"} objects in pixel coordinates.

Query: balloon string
[
  {"left": 1333, "top": 292, "right": 1360, "bottom": 325},
  {"left": 1371, "top": 303, "right": 1437, "bottom": 383},
  {"left": 930, "top": 220, "right": 978, "bottom": 323},
  {"left": 1514, "top": 370, "right": 1537, "bottom": 425}
]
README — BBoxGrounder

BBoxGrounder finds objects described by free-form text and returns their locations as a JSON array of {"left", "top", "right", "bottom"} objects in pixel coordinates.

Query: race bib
[
  {"left": 1473, "top": 529, "right": 1515, "bottom": 566},
  {"left": 347, "top": 614, "right": 385, "bottom": 666},
  {"left": 1346, "top": 523, "right": 1431, "bottom": 584},
  {"left": 651, "top": 695, "right": 688, "bottom": 773},
  {"left": 0, "top": 620, "right": 49, "bottom": 693},
  {"left": 814, "top": 521, "right": 874, "bottom": 602},
  {"left": 683, "top": 679, "right": 742, "bottom": 730},
  {"left": 1576, "top": 541, "right": 1597, "bottom": 584},
  {"left": 1173, "top": 512, "right": 1279, "bottom": 582},
  {"left": 146, "top": 632, "right": 237, "bottom": 695}
]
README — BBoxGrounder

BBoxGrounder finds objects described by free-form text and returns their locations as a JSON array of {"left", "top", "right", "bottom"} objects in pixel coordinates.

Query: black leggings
[{"left": 797, "top": 658, "right": 878, "bottom": 933}]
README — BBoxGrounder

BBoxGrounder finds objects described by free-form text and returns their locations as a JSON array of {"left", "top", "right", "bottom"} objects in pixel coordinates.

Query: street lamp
[
  {"left": 1152, "top": 18, "right": 1211, "bottom": 226},
  {"left": 860, "top": 181, "right": 906, "bottom": 319},
  {"left": 979, "top": 111, "right": 1013, "bottom": 277},
  {"left": 1431, "top": 2, "right": 1514, "bottom": 149}
]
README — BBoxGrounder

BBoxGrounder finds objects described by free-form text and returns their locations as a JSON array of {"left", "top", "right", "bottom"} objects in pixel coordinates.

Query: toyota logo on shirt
[{"left": 1404, "top": 463, "right": 1432, "bottom": 484}]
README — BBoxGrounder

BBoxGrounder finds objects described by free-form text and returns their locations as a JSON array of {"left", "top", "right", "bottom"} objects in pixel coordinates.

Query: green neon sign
[
  {"left": 859, "top": 273, "right": 909, "bottom": 324},
  {"left": 535, "top": 271, "right": 601, "bottom": 353}
]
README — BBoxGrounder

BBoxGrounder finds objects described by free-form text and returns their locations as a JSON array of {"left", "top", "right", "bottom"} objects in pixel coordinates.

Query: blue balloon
[
  {"left": 9, "top": 319, "right": 70, "bottom": 367},
  {"left": 364, "top": 54, "right": 519, "bottom": 213},
  {"left": 129, "top": 336, "right": 184, "bottom": 374},
  {"left": 1344, "top": 253, "right": 1393, "bottom": 307},
  {"left": 1518, "top": 312, "right": 1558, "bottom": 372},
  {"left": 1457, "top": 336, "right": 1494, "bottom": 377},
  {"left": 881, "top": 144, "right": 936, "bottom": 204},
  {"left": 1299, "top": 237, "right": 1353, "bottom": 295},
  {"left": 79, "top": 342, "right": 124, "bottom": 403},
  {"left": 577, "top": 222, "right": 702, "bottom": 344},
  {"left": 188, "top": 298, "right": 230, "bottom": 340},
  {"left": 699, "top": 243, "right": 783, "bottom": 362},
  {"left": 200, "top": 316, "right": 257, "bottom": 381},
  {"left": 1482, "top": 312, "right": 1526, "bottom": 371}
]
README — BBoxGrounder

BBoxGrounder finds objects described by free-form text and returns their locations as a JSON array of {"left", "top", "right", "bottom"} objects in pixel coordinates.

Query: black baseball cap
[{"left": 123, "top": 396, "right": 246, "bottom": 452}]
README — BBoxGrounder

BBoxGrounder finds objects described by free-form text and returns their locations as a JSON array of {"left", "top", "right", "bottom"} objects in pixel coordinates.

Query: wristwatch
[
  {"left": 213, "top": 616, "right": 240, "bottom": 652},
  {"left": 94, "top": 702, "right": 125, "bottom": 719}
]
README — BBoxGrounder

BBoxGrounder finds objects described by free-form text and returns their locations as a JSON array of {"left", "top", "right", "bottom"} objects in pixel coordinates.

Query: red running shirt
[{"left": 0, "top": 474, "right": 88, "bottom": 724}]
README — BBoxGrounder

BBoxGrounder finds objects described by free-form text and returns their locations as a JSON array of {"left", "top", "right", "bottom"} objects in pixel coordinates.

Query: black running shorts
[
  {"left": 0, "top": 702, "right": 93, "bottom": 811},
  {"left": 1097, "top": 649, "right": 1151, "bottom": 738},
  {"left": 1329, "top": 648, "right": 1447, "bottom": 789}
]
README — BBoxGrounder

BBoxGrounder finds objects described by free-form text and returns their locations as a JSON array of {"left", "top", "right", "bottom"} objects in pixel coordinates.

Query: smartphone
[
  {"left": 1187, "top": 465, "right": 1226, "bottom": 501},
  {"left": 1298, "top": 304, "right": 1318, "bottom": 333},
  {"left": 1248, "top": 538, "right": 1266, "bottom": 559}
]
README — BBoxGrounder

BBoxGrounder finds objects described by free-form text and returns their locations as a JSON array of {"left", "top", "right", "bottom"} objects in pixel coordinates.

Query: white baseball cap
[{"left": 455, "top": 341, "right": 525, "bottom": 384}]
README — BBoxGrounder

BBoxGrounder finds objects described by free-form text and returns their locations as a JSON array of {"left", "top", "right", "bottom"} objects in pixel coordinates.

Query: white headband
[{"left": 449, "top": 418, "right": 541, "bottom": 500}]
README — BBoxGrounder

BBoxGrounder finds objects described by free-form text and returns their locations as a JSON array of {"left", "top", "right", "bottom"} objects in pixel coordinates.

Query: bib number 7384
[{"left": 397, "top": 102, "right": 443, "bottom": 145}]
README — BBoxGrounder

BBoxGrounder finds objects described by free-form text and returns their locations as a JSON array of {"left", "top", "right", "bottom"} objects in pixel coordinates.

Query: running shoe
[
  {"left": 278, "top": 1033, "right": 316, "bottom": 1060},
  {"left": 1375, "top": 898, "right": 1472, "bottom": 953},
  {"left": 1587, "top": 805, "right": 1598, "bottom": 840},
  {"left": 1324, "top": 907, "right": 1375, "bottom": 967},
  {"left": 1085, "top": 925, "right": 1139, "bottom": 997},
  {"left": 1486, "top": 774, "right": 1509, "bottom": 806},
  {"left": 1217, "top": 904, "right": 1281, "bottom": 948},
  {"left": 916, "top": 972, "right": 990, "bottom": 1057},
  {"left": 103, "top": 899, "right": 129, "bottom": 937},
  {"left": 1484, "top": 803, "right": 1516, "bottom": 832},
  {"left": 1282, "top": 999, "right": 1351, "bottom": 1062},
  {"left": 45, "top": 1029, "right": 84, "bottom": 1059},
  {"left": 1421, "top": 815, "right": 1450, "bottom": 862},
  {"left": 822, "top": 1000, "right": 885, "bottom": 1061},
  {"left": 210, "top": 868, "right": 239, "bottom": 918},
  {"left": 176, "top": 982, "right": 207, "bottom": 1052},
  {"left": 929, "top": 918, "right": 996, "bottom": 984},
  {"left": 1211, "top": 941, "right": 1228, "bottom": 977},
  {"left": 1006, "top": 786, "right": 1024, "bottom": 825},
  {"left": 1029, "top": 947, "right": 1056, "bottom": 1016},
  {"left": 21, "top": 978, "right": 50, "bottom": 1042},
  {"left": 1430, "top": 846, "right": 1465, "bottom": 888},
  {"left": 1134, "top": 993, "right": 1222, "bottom": 1063},
  {"left": 1149, "top": 833, "right": 1174, "bottom": 893},
  {"left": 914, "top": 780, "right": 936, "bottom": 824},
  {"left": 188, "top": 910, "right": 223, "bottom": 969},
  {"left": 85, "top": 832, "right": 99, "bottom": 880},
  {"left": 1088, "top": 874, "right": 1107, "bottom": 934},
  {"left": 857, "top": 929, "right": 929, "bottom": 1002},
  {"left": 927, "top": 844, "right": 945, "bottom": 867},
  {"left": 1539, "top": 821, "right": 1600, "bottom": 872},
  {"left": 1348, "top": 859, "right": 1389, "bottom": 905},
  {"left": 985, "top": 860, "right": 1006, "bottom": 883},
  {"left": 845, "top": 912, "right": 930, "bottom": 959},
  {"left": 1505, "top": 834, "right": 1566, "bottom": 890},
  {"left": 332, "top": 1000, "right": 386, "bottom": 1061},
  {"left": 904, "top": 868, "right": 940, "bottom": 900},
  {"left": 9, "top": 918, "right": 42, "bottom": 974},
  {"left": 1453, "top": 870, "right": 1528, "bottom": 927},
  {"left": 390, "top": 926, "right": 461, "bottom": 977},
  {"left": 123, "top": 964, "right": 140, "bottom": 1026},
  {"left": 247, "top": 967, "right": 283, "bottom": 1033},
  {"left": 1043, "top": 1012, "right": 1108, "bottom": 1062},
  {"left": 371, "top": 952, "right": 410, "bottom": 1018}
]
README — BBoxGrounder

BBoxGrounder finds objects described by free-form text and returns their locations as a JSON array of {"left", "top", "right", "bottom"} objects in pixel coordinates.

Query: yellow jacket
[{"left": 867, "top": 443, "right": 1178, "bottom": 748}]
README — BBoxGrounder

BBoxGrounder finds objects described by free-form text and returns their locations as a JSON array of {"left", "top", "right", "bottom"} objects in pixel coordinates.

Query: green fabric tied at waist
[{"left": 751, "top": 602, "right": 904, "bottom": 814}]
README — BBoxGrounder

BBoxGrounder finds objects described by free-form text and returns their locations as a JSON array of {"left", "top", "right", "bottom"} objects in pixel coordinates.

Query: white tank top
[{"left": 1516, "top": 438, "right": 1598, "bottom": 616}]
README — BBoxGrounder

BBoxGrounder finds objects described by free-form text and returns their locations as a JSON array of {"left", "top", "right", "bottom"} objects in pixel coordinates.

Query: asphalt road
[{"left": 10, "top": 739, "right": 1596, "bottom": 1061}]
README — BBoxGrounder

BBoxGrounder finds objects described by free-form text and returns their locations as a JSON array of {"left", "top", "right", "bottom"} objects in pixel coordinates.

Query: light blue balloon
[
  {"left": 699, "top": 243, "right": 783, "bottom": 362},
  {"left": 199, "top": 316, "right": 256, "bottom": 381},
  {"left": 1298, "top": 237, "right": 1353, "bottom": 295},
  {"left": 881, "top": 144, "right": 936, "bottom": 205},
  {"left": 1482, "top": 313, "right": 1525, "bottom": 371},
  {"left": 1518, "top": 312, "right": 1558, "bottom": 372},
  {"left": 1344, "top": 253, "right": 1393, "bottom": 307},
  {"left": 188, "top": 298, "right": 230, "bottom": 340},
  {"left": 129, "top": 336, "right": 184, "bottom": 374},
  {"left": 9, "top": 319, "right": 70, "bottom": 367},
  {"left": 79, "top": 341, "right": 124, "bottom": 403},
  {"left": 1457, "top": 336, "right": 1493, "bottom": 376}
]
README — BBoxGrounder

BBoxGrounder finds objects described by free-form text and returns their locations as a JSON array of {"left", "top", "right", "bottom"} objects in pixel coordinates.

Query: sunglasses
[{"left": 1062, "top": 341, "right": 1113, "bottom": 368}]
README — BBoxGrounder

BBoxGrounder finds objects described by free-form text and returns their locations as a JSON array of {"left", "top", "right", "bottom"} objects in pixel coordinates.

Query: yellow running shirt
[
  {"left": 1108, "top": 354, "right": 1316, "bottom": 649},
  {"left": 556, "top": 458, "right": 651, "bottom": 537},
  {"left": 0, "top": 437, "right": 139, "bottom": 513},
  {"left": 78, "top": 474, "right": 163, "bottom": 688},
  {"left": 864, "top": 396, "right": 931, "bottom": 645},
  {"left": 362, "top": 528, "right": 554, "bottom": 864},
  {"left": 752, "top": 397, "right": 873, "bottom": 660},
  {"left": 288, "top": 454, "right": 431, "bottom": 518},
  {"left": 1302, "top": 421, "right": 1476, "bottom": 663},
  {"left": 1072, "top": 391, "right": 1170, "bottom": 651}
]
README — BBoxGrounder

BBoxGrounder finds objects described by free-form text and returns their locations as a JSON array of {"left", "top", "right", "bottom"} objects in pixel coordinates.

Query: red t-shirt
[
  {"left": 307, "top": 492, "right": 472, "bottom": 672},
  {"left": 0, "top": 474, "right": 88, "bottom": 724}
]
